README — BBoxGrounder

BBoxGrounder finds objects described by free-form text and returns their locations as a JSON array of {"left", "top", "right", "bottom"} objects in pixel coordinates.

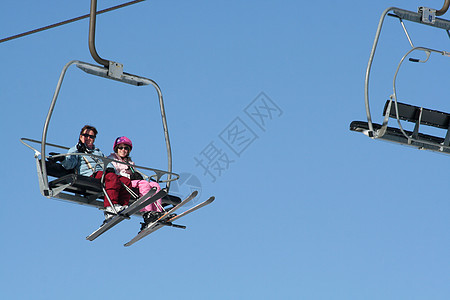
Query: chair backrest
[
  {"left": 383, "top": 100, "right": 450, "bottom": 129},
  {"left": 43, "top": 160, "right": 75, "bottom": 177}
]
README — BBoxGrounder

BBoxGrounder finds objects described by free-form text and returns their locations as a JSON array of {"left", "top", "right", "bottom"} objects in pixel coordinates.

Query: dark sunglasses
[
  {"left": 81, "top": 133, "right": 96, "bottom": 139},
  {"left": 117, "top": 146, "right": 130, "bottom": 151}
]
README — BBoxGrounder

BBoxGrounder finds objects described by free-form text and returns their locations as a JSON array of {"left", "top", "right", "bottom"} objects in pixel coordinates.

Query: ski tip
[{"left": 192, "top": 190, "right": 199, "bottom": 197}]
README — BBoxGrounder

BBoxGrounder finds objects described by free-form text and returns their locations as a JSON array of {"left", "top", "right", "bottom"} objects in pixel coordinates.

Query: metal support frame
[
  {"left": 35, "top": 61, "right": 177, "bottom": 201},
  {"left": 364, "top": 7, "right": 450, "bottom": 137},
  {"left": 349, "top": 6, "right": 450, "bottom": 155}
]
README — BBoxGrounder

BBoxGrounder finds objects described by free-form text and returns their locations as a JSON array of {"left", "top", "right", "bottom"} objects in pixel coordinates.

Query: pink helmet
[{"left": 114, "top": 136, "right": 133, "bottom": 152}]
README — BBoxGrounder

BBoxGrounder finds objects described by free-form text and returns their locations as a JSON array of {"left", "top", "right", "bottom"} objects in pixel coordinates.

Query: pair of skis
[
  {"left": 124, "top": 191, "right": 215, "bottom": 247},
  {"left": 86, "top": 187, "right": 166, "bottom": 241},
  {"left": 86, "top": 189, "right": 215, "bottom": 246}
]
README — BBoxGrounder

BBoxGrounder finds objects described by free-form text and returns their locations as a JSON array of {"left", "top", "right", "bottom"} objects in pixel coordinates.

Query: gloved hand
[
  {"left": 105, "top": 167, "right": 116, "bottom": 174},
  {"left": 48, "top": 152, "right": 65, "bottom": 162},
  {"left": 130, "top": 172, "right": 144, "bottom": 180},
  {"left": 76, "top": 141, "right": 87, "bottom": 153}
]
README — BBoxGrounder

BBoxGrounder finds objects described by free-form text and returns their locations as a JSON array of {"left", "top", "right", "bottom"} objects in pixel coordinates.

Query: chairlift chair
[
  {"left": 21, "top": 0, "right": 215, "bottom": 246},
  {"left": 350, "top": 2, "right": 450, "bottom": 155},
  {"left": 20, "top": 0, "right": 188, "bottom": 215}
]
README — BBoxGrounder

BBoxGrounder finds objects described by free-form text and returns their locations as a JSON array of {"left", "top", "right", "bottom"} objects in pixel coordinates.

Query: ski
[
  {"left": 123, "top": 193, "right": 214, "bottom": 247},
  {"left": 166, "top": 196, "right": 215, "bottom": 223},
  {"left": 86, "top": 188, "right": 167, "bottom": 241},
  {"left": 124, "top": 190, "right": 199, "bottom": 246},
  {"left": 152, "top": 196, "right": 215, "bottom": 229}
]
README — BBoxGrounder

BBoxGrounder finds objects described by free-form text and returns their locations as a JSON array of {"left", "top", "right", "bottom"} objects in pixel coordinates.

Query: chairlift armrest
[{"left": 350, "top": 120, "right": 446, "bottom": 144}]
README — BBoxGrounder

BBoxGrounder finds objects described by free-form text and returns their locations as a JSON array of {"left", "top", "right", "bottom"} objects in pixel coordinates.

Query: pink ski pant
[{"left": 131, "top": 180, "right": 163, "bottom": 212}]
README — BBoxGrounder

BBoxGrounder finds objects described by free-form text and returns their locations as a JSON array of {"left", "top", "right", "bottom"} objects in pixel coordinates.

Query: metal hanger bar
[
  {"left": 41, "top": 60, "right": 78, "bottom": 190},
  {"left": 364, "top": 7, "right": 450, "bottom": 138},
  {"left": 436, "top": 0, "right": 450, "bottom": 16},
  {"left": 89, "top": 0, "right": 109, "bottom": 67}
]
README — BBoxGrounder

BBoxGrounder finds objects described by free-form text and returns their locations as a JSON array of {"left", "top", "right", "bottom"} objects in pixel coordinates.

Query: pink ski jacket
[{"left": 107, "top": 153, "right": 134, "bottom": 179}]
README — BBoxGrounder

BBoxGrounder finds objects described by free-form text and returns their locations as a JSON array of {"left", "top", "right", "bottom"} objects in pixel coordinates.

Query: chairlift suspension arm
[
  {"left": 89, "top": 0, "right": 110, "bottom": 68},
  {"left": 436, "top": 0, "right": 450, "bottom": 16}
]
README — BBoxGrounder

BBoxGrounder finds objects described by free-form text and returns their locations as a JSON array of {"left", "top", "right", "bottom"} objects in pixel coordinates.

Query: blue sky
[{"left": 1, "top": 0, "right": 450, "bottom": 299}]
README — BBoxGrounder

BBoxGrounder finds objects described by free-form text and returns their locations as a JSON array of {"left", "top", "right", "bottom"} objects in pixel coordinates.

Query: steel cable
[{"left": 0, "top": 0, "right": 145, "bottom": 44}]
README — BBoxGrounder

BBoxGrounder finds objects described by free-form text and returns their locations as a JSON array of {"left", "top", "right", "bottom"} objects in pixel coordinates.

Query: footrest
[
  {"left": 350, "top": 120, "right": 450, "bottom": 154},
  {"left": 350, "top": 121, "right": 445, "bottom": 144}
]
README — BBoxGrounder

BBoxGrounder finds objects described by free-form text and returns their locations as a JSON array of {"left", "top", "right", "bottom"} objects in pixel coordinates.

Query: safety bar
[
  {"left": 22, "top": 138, "right": 179, "bottom": 184},
  {"left": 387, "top": 46, "right": 449, "bottom": 147}
]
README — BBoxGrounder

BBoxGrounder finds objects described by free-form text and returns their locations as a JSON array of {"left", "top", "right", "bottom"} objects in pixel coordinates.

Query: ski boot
[
  {"left": 103, "top": 204, "right": 128, "bottom": 225},
  {"left": 140, "top": 211, "right": 164, "bottom": 231}
]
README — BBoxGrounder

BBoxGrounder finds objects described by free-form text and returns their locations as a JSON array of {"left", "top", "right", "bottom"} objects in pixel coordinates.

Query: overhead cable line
[{"left": 0, "top": 0, "right": 145, "bottom": 44}]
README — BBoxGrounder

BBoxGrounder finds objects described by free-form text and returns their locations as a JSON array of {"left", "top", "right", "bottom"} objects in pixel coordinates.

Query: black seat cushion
[
  {"left": 41, "top": 160, "right": 75, "bottom": 177},
  {"left": 49, "top": 174, "right": 103, "bottom": 196}
]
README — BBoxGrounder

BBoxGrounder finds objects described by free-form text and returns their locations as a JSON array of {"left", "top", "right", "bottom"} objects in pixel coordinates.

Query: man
[{"left": 62, "top": 125, "right": 132, "bottom": 222}]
